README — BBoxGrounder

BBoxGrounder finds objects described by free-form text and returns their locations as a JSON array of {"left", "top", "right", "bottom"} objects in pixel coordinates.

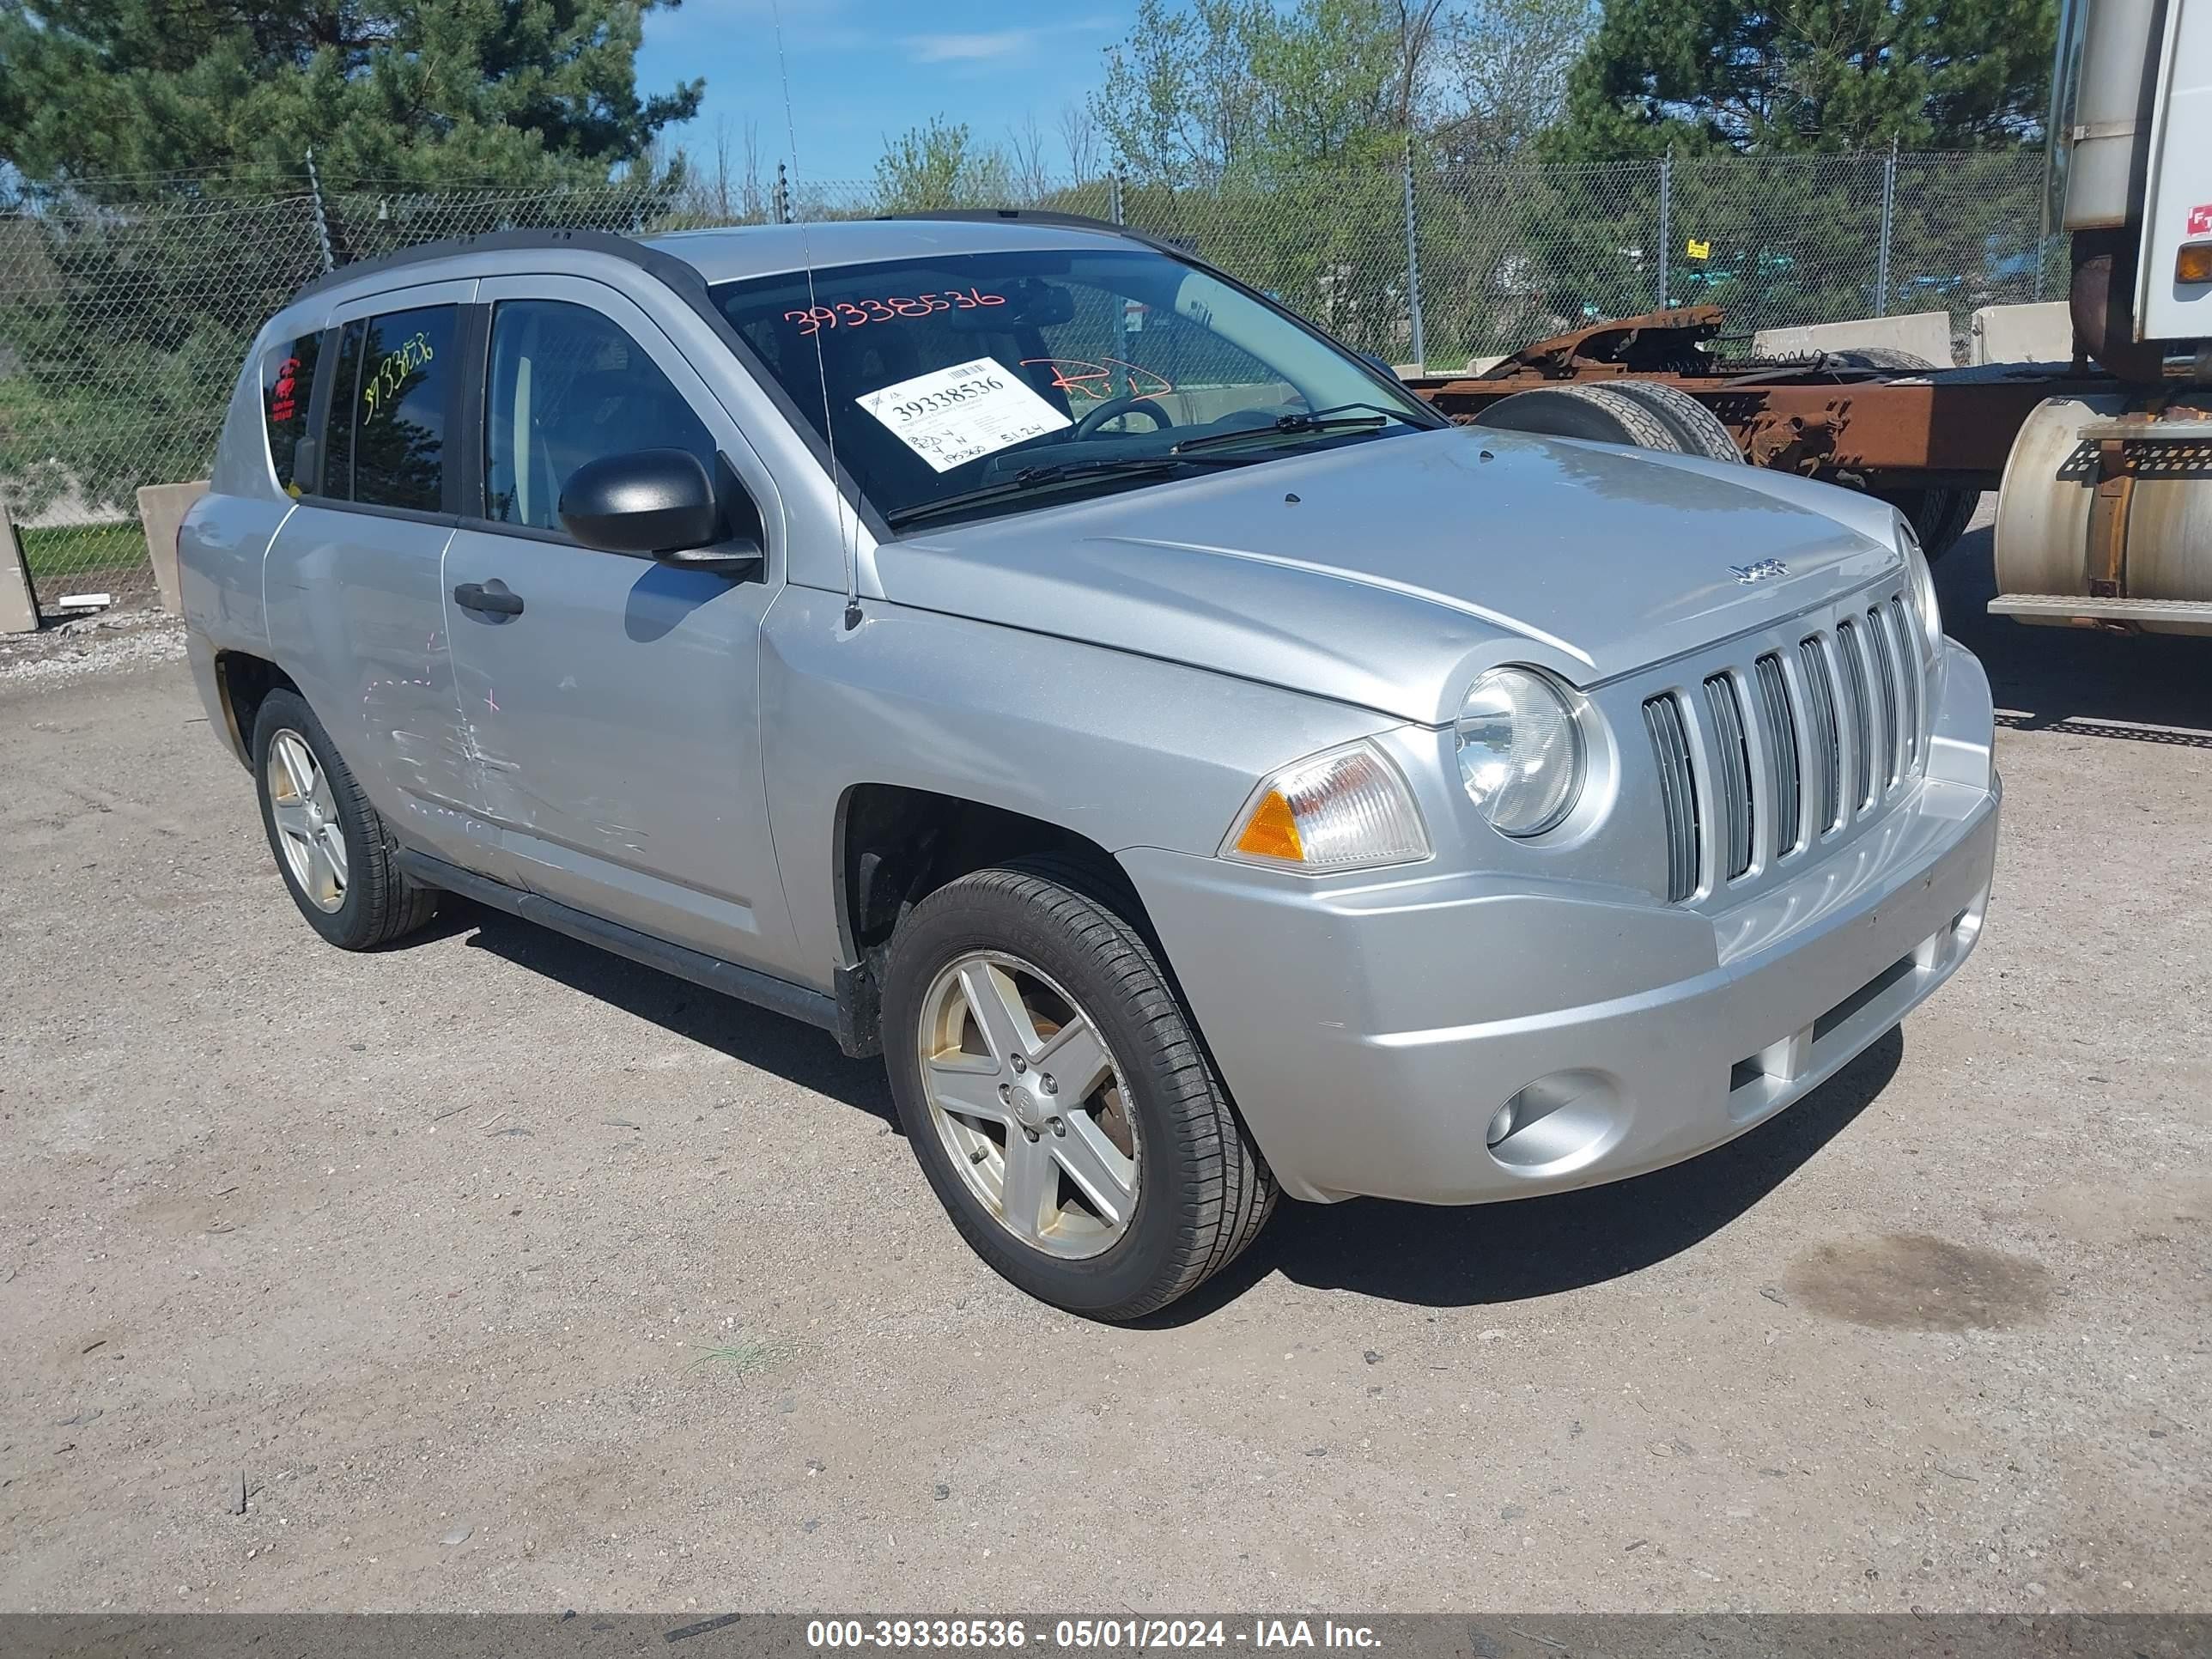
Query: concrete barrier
[
  {"left": 1751, "top": 312, "right": 1955, "bottom": 367},
  {"left": 137, "top": 480, "right": 208, "bottom": 617},
  {"left": 1971, "top": 301, "right": 2073, "bottom": 365},
  {"left": 0, "top": 504, "right": 39, "bottom": 634}
]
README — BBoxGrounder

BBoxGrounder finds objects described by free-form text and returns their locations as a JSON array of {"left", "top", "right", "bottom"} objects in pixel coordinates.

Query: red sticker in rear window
[{"left": 269, "top": 356, "right": 302, "bottom": 423}]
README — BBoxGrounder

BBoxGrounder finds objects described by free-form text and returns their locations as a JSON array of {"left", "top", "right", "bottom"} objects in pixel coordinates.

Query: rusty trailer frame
[{"left": 1401, "top": 306, "right": 2109, "bottom": 494}]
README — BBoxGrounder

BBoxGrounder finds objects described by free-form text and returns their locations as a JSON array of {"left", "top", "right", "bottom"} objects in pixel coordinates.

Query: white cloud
[
  {"left": 907, "top": 29, "right": 1030, "bottom": 62},
  {"left": 903, "top": 16, "right": 1115, "bottom": 63}
]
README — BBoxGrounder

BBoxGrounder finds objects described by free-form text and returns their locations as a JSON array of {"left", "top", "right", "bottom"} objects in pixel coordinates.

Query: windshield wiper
[
  {"left": 884, "top": 453, "right": 1247, "bottom": 531},
  {"left": 1168, "top": 404, "right": 1396, "bottom": 457}
]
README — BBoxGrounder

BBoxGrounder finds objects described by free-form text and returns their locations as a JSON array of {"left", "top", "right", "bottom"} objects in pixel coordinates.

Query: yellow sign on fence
[{"left": 1686, "top": 238, "right": 1711, "bottom": 261}]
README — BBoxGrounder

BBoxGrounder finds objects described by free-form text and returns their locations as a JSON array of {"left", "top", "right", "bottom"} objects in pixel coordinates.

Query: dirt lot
[{"left": 3, "top": 521, "right": 2208, "bottom": 1614}]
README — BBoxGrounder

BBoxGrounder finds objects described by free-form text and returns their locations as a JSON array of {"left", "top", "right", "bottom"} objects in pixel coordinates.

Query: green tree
[
  {"left": 1437, "top": 0, "right": 1600, "bottom": 161},
  {"left": 1092, "top": 0, "right": 1445, "bottom": 185},
  {"left": 872, "top": 118, "right": 1013, "bottom": 213},
  {"left": 0, "top": 2, "right": 701, "bottom": 549},
  {"left": 1545, "top": 0, "right": 2057, "bottom": 160},
  {"left": 0, "top": 0, "right": 702, "bottom": 190}
]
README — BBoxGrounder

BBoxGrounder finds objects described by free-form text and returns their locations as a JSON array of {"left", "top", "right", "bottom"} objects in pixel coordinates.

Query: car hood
[{"left": 871, "top": 426, "right": 1905, "bottom": 726}]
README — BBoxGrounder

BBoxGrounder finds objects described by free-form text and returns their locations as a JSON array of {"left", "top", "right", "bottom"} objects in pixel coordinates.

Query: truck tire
[
  {"left": 1831, "top": 347, "right": 1943, "bottom": 374},
  {"left": 252, "top": 688, "right": 439, "bottom": 950},
  {"left": 1471, "top": 384, "right": 1686, "bottom": 452},
  {"left": 1877, "top": 485, "right": 1978, "bottom": 562},
  {"left": 882, "top": 856, "right": 1276, "bottom": 1321},
  {"left": 1602, "top": 380, "right": 1746, "bottom": 464}
]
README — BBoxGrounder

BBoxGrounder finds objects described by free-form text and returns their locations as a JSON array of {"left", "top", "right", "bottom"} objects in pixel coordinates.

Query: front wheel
[{"left": 882, "top": 858, "right": 1275, "bottom": 1320}]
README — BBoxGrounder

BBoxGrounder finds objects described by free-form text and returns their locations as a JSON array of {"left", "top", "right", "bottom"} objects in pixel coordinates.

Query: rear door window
[
  {"left": 322, "top": 304, "right": 459, "bottom": 511},
  {"left": 259, "top": 333, "right": 320, "bottom": 495}
]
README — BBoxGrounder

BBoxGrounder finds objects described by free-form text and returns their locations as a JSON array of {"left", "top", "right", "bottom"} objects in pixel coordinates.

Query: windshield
[{"left": 709, "top": 244, "right": 1442, "bottom": 532}]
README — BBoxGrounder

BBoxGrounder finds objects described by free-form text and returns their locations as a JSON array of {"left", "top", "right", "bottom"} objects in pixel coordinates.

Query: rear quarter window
[
  {"left": 260, "top": 334, "right": 320, "bottom": 495},
  {"left": 322, "top": 305, "right": 458, "bottom": 511}
]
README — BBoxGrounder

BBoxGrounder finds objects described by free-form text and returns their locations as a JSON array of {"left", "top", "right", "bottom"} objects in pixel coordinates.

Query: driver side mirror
[{"left": 558, "top": 449, "right": 763, "bottom": 575}]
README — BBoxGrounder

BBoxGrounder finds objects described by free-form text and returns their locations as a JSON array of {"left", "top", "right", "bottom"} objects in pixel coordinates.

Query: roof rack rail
[
  {"left": 872, "top": 208, "right": 1212, "bottom": 273},
  {"left": 287, "top": 226, "right": 683, "bottom": 305}
]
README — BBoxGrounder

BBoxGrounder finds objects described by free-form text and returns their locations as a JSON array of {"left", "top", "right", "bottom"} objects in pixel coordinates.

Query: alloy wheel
[
  {"left": 265, "top": 729, "right": 348, "bottom": 913},
  {"left": 915, "top": 951, "right": 1140, "bottom": 1259}
]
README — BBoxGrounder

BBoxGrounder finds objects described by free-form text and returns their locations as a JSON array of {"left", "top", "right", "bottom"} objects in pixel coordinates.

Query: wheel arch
[
  {"left": 211, "top": 649, "right": 301, "bottom": 766},
  {"left": 830, "top": 783, "right": 1162, "bottom": 1058}
]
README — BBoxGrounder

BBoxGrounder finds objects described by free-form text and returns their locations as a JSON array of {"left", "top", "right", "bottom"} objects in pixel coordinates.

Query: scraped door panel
[
  {"left": 262, "top": 283, "right": 502, "bottom": 874},
  {"left": 441, "top": 277, "right": 799, "bottom": 975}
]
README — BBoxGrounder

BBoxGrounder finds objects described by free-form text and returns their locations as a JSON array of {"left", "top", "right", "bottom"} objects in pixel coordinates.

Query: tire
[
  {"left": 1472, "top": 384, "right": 1686, "bottom": 452},
  {"left": 1877, "top": 484, "right": 1978, "bottom": 562},
  {"left": 1832, "top": 347, "right": 1943, "bottom": 374},
  {"left": 252, "top": 688, "right": 439, "bottom": 950},
  {"left": 881, "top": 856, "right": 1276, "bottom": 1320},
  {"left": 1603, "top": 380, "right": 1746, "bottom": 464}
]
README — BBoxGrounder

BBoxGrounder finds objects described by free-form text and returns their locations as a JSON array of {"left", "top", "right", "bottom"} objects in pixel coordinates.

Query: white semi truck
[
  {"left": 1995, "top": 0, "right": 2212, "bottom": 633},
  {"left": 1407, "top": 0, "right": 2212, "bottom": 636}
]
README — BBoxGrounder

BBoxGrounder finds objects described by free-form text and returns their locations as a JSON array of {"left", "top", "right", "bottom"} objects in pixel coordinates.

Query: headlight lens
[
  {"left": 1456, "top": 667, "right": 1583, "bottom": 836},
  {"left": 1899, "top": 514, "right": 1941, "bottom": 653},
  {"left": 1222, "top": 740, "right": 1430, "bottom": 872}
]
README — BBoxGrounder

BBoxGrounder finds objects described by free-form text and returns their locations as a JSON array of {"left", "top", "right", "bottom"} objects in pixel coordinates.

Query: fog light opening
[
  {"left": 1485, "top": 1100, "right": 1519, "bottom": 1148},
  {"left": 1484, "top": 1070, "right": 1623, "bottom": 1171}
]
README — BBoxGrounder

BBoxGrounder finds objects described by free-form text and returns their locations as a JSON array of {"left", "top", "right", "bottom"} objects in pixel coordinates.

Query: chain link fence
[{"left": 0, "top": 150, "right": 2052, "bottom": 610}]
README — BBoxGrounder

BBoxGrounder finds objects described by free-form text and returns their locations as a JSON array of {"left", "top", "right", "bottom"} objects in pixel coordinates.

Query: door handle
[{"left": 453, "top": 580, "right": 525, "bottom": 617}]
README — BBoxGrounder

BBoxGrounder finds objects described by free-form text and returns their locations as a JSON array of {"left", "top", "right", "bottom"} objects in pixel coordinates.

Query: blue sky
[{"left": 634, "top": 0, "right": 1130, "bottom": 184}]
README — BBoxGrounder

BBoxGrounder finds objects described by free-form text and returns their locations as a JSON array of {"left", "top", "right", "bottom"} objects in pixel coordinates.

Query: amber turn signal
[
  {"left": 1233, "top": 790, "right": 1305, "bottom": 862},
  {"left": 2179, "top": 241, "right": 2212, "bottom": 285},
  {"left": 1220, "top": 741, "right": 1431, "bottom": 872}
]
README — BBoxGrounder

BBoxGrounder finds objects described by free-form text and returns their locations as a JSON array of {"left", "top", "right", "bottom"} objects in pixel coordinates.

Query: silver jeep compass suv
[{"left": 179, "top": 217, "right": 2000, "bottom": 1318}]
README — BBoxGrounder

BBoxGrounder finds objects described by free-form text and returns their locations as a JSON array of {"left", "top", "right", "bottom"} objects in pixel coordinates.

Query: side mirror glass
[{"left": 559, "top": 449, "right": 758, "bottom": 573}]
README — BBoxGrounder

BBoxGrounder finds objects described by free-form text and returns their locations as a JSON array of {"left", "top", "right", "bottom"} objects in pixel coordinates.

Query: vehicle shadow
[
  {"left": 444, "top": 894, "right": 1905, "bottom": 1317},
  {"left": 1148, "top": 1026, "right": 1904, "bottom": 1322},
  {"left": 1942, "top": 520, "right": 2212, "bottom": 744},
  {"left": 453, "top": 901, "right": 900, "bottom": 1127}
]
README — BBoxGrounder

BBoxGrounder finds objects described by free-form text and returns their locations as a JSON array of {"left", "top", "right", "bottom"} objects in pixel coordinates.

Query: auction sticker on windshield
[{"left": 856, "top": 357, "right": 1072, "bottom": 472}]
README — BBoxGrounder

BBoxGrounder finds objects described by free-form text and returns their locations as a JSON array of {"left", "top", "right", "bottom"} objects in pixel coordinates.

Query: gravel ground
[
  {"left": 0, "top": 604, "right": 184, "bottom": 690},
  {"left": 2, "top": 518, "right": 2207, "bottom": 1614}
]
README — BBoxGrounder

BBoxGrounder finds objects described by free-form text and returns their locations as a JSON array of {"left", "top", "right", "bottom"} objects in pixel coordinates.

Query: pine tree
[
  {"left": 0, "top": 3, "right": 702, "bottom": 526},
  {"left": 1543, "top": 0, "right": 2057, "bottom": 160},
  {"left": 0, "top": 0, "right": 702, "bottom": 191}
]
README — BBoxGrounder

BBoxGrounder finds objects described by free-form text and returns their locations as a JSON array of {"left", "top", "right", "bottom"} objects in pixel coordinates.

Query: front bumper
[{"left": 1122, "top": 640, "right": 2000, "bottom": 1205}]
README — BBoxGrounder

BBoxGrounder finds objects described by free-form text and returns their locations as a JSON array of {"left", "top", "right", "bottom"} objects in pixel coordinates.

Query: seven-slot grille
[{"left": 1643, "top": 593, "right": 1925, "bottom": 904}]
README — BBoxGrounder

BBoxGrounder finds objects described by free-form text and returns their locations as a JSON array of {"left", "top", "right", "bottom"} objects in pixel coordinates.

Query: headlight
[
  {"left": 1222, "top": 740, "right": 1430, "bottom": 872},
  {"left": 1899, "top": 514, "right": 1941, "bottom": 653},
  {"left": 1456, "top": 666, "right": 1583, "bottom": 836}
]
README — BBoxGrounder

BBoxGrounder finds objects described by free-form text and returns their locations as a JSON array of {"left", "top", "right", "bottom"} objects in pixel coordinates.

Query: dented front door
[{"left": 439, "top": 275, "right": 799, "bottom": 976}]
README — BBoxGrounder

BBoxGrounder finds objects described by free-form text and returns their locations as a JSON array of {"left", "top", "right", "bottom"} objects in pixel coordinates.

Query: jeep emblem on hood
[{"left": 1731, "top": 558, "right": 1790, "bottom": 584}]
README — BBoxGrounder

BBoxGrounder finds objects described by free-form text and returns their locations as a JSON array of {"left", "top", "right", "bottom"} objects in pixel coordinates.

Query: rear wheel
[
  {"left": 1603, "top": 380, "right": 1745, "bottom": 465},
  {"left": 252, "top": 689, "right": 438, "bottom": 950},
  {"left": 1471, "top": 383, "right": 1686, "bottom": 452},
  {"left": 882, "top": 857, "right": 1275, "bottom": 1320}
]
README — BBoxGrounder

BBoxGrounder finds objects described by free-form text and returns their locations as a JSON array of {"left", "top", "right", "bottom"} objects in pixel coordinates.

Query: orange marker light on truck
[{"left": 2178, "top": 242, "right": 2212, "bottom": 285}]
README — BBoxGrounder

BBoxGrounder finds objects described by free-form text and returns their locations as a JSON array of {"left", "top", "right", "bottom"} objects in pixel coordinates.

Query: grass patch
[
  {"left": 16, "top": 521, "right": 147, "bottom": 581},
  {"left": 688, "top": 1334, "right": 788, "bottom": 1374}
]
